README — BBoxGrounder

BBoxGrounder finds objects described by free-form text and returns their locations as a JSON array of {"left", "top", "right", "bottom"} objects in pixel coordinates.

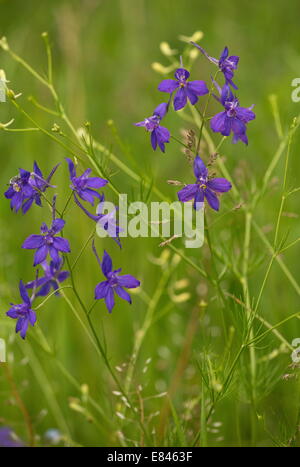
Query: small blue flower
[
  {"left": 158, "top": 68, "right": 208, "bottom": 111},
  {"left": 4, "top": 162, "right": 58, "bottom": 214},
  {"left": 135, "top": 103, "right": 170, "bottom": 152},
  {"left": 66, "top": 158, "right": 108, "bottom": 205},
  {"left": 191, "top": 43, "right": 239, "bottom": 89},
  {"left": 177, "top": 155, "right": 231, "bottom": 211},
  {"left": 6, "top": 281, "right": 36, "bottom": 339},
  {"left": 26, "top": 259, "right": 69, "bottom": 296},
  {"left": 210, "top": 83, "right": 255, "bottom": 145},
  {"left": 22, "top": 218, "right": 71, "bottom": 266},
  {"left": 93, "top": 246, "right": 140, "bottom": 313}
]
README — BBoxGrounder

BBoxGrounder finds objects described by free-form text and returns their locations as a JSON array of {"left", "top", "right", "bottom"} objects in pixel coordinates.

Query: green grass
[{"left": 0, "top": 0, "right": 300, "bottom": 447}]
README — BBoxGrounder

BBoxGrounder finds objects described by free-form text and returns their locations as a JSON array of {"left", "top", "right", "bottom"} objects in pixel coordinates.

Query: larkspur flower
[
  {"left": 177, "top": 155, "right": 231, "bottom": 211},
  {"left": 6, "top": 280, "right": 36, "bottom": 339},
  {"left": 93, "top": 246, "right": 140, "bottom": 313},
  {"left": 26, "top": 259, "right": 69, "bottom": 296},
  {"left": 191, "top": 43, "right": 239, "bottom": 89},
  {"left": 22, "top": 218, "right": 71, "bottom": 266},
  {"left": 135, "top": 103, "right": 170, "bottom": 152},
  {"left": 74, "top": 193, "right": 122, "bottom": 247},
  {"left": 0, "top": 427, "right": 24, "bottom": 447},
  {"left": 158, "top": 68, "right": 208, "bottom": 111},
  {"left": 66, "top": 158, "right": 108, "bottom": 205},
  {"left": 4, "top": 162, "right": 58, "bottom": 214},
  {"left": 28, "top": 161, "right": 59, "bottom": 210},
  {"left": 210, "top": 83, "right": 255, "bottom": 145}
]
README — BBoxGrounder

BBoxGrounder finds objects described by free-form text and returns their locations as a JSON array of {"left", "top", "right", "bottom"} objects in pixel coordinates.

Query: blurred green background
[{"left": 0, "top": 0, "right": 300, "bottom": 447}]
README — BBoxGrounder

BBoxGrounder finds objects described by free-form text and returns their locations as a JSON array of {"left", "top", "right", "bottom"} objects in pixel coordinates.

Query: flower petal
[
  {"left": 33, "top": 245, "right": 48, "bottom": 266},
  {"left": 49, "top": 246, "right": 60, "bottom": 265},
  {"left": 155, "top": 126, "right": 170, "bottom": 152},
  {"left": 193, "top": 189, "right": 204, "bottom": 210},
  {"left": 231, "top": 117, "right": 246, "bottom": 137},
  {"left": 153, "top": 102, "right": 168, "bottom": 119},
  {"left": 51, "top": 218, "right": 65, "bottom": 234},
  {"left": 204, "top": 188, "right": 220, "bottom": 211},
  {"left": 6, "top": 308, "right": 19, "bottom": 319},
  {"left": 4, "top": 187, "right": 14, "bottom": 199},
  {"left": 177, "top": 184, "right": 199, "bottom": 202},
  {"left": 174, "top": 88, "right": 187, "bottom": 111},
  {"left": 22, "top": 235, "right": 44, "bottom": 249},
  {"left": 28, "top": 310, "right": 37, "bottom": 326},
  {"left": 219, "top": 46, "right": 229, "bottom": 63},
  {"left": 193, "top": 155, "right": 208, "bottom": 179},
  {"left": 236, "top": 107, "right": 256, "bottom": 123},
  {"left": 115, "top": 286, "right": 132, "bottom": 304},
  {"left": 22, "top": 198, "right": 34, "bottom": 214},
  {"left": 207, "top": 178, "right": 232, "bottom": 193},
  {"left": 210, "top": 112, "right": 227, "bottom": 133},
  {"left": 65, "top": 158, "right": 76, "bottom": 178},
  {"left": 52, "top": 237, "right": 71, "bottom": 252},
  {"left": 158, "top": 79, "right": 179, "bottom": 93},
  {"left": 19, "top": 318, "right": 29, "bottom": 339},
  {"left": 85, "top": 177, "right": 108, "bottom": 189},
  {"left": 105, "top": 288, "right": 115, "bottom": 313},
  {"left": 101, "top": 250, "right": 112, "bottom": 277},
  {"left": 222, "top": 116, "right": 232, "bottom": 136},
  {"left": 228, "top": 55, "right": 239, "bottom": 68},
  {"left": 117, "top": 274, "right": 140, "bottom": 288},
  {"left": 37, "top": 281, "right": 52, "bottom": 297},
  {"left": 151, "top": 131, "right": 157, "bottom": 150},
  {"left": 187, "top": 80, "right": 209, "bottom": 96},
  {"left": 95, "top": 281, "right": 110, "bottom": 299},
  {"left": 57, "top": 271, "right": 70, "bottom": 282},
  {"left": 174, "top": 68, "right": 190, "bottom": 81},
  {"left": 185, "top": 88, "right": 198, "bottom": 105},
  {"left": 19, "top": 280, "right": 30, "bottom": 305}
]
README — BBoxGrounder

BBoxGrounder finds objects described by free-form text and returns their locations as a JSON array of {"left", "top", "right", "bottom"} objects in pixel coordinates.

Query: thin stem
[
  {"left": 241, "top": 210, "right": 257, "bottom": 446},
  {"left": 274, "top": 130, "right": 292, "bottom": 248}
]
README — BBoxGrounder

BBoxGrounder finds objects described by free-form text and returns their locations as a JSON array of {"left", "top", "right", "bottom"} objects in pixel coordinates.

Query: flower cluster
[
  {"left": 135, "top": 41, "right": 255, "bottom": 211},
  {"left": 4, "top": 159, "right": 140, "bottom": 339}
]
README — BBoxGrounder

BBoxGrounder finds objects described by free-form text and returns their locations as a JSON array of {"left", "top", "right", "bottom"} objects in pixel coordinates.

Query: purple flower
[
  {"left": 158, "top": 68, "right": 208, "bottom": 111},
  {"left": 93, "top": 247, "right": 140, "bottom": 313},
  {"left": 4, "top": 162, "right": 58, "bottom": 214},
  {"left": 177, "top": 155, "right": 231, "bottom": 211},
  {"left": 4, "top": 169, "right": 35, "bottom": 213},
  {"left": 74, "top": 193, "right": 122, "bottom": 248},
  {"left": 135, "top": 103, "right": 170, "bottom": 152},
  {"left": 22, "top": 218, "right": 71, "bottom": 266},
  {"left": 26, "top": 259, "right": 69, "bottom": 297},
  {"left": 210, "top": 84, "right": 255, "bottom": 145},
  {"left": 66, "top": 158, "right": 108, "bottom": 205},
  {"left": 0, "top": 427, "right": 24, "bottom": 447},
  {"left": 6, "top": 280, "right": 36, "bottom": 339},
  {"left": 191, "top": 43, "right": 239, "bottom": 89}
]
